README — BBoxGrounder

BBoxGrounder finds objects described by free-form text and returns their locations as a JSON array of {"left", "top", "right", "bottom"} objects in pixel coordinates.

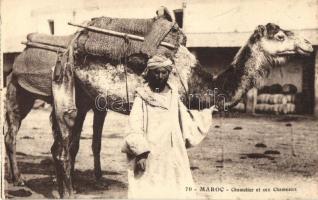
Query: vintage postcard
[{"left": 1, "top": 0, "right": 317, "bottom": 199}]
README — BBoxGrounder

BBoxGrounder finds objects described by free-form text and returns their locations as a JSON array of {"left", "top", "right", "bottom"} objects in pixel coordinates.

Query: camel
[{"left": 4, "top": 22, "right": 313, "bottom": 198}]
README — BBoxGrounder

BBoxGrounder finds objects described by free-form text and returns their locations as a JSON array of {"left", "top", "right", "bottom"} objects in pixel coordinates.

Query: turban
[{"left": 142, "top": 55, "right": 173, "bottom": 77}]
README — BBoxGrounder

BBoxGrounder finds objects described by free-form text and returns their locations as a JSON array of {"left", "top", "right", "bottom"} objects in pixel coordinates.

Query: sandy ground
[{"left": 3, "top": 108, "right": 318, "bottom": 199}]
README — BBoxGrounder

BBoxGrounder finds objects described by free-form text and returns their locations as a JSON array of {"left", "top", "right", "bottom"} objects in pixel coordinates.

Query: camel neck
[{"left": 186, "top": 44, "right": 267, "bottom": 109}]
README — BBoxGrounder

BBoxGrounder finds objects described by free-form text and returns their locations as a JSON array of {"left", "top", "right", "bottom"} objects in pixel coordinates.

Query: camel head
[
  {"left": 221, "top": 23, "right": 313, "bottom": 109},
  {"left": 171, "top": 23, "right": 313, "bottom": 110},
  {"left": 251, "top": 23, "right": 313, "bottom": 62}
]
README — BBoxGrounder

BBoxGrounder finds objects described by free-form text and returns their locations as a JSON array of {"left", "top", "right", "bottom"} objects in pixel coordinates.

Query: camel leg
[
  {"left": 50, "top": 107, "right": 77, "bottom": 198},
  {"left": 51, "top": 63, "right": 77, "bottom": 198},
  {"left": 50, "top": 111, "right": 66, "bottom": 197},
  {"left": 51, "top": 113, "right": 76, "bottom": 199},
  {"left": 92, "top": 108, "right": 107, "bottom": 180},
  {"left": 69, "top": 105, "right": 90, "bottom": 181},
  {"left": 4, "top": 78, "right": 35, "bottom": 186}
]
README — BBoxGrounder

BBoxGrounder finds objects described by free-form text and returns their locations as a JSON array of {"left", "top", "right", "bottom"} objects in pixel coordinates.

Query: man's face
[{"left": 147, "top": 67, "right": 170, "bottom": 90}]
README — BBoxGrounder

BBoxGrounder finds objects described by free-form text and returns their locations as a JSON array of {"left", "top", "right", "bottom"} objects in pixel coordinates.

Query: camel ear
[
  {"left": 156, "top": 6, "right": 175, "bottom": 22},
  {"left": 265, "top": 23, "right": 281, "bottom": 38},
  {"left": 249, "top": 25, "right": 265, "bottom": 43}
]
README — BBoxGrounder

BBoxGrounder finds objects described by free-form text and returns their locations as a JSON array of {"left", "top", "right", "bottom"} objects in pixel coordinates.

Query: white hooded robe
[{"left": 122, "top": 83, "right": 213, "bottom": 199}]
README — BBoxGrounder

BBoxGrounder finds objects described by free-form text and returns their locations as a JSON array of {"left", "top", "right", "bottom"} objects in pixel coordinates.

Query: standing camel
[
  {"left": 4, "top": 22, "right": 313, "bottom": 198},
  {"left": 5, "top": 7, "right": 184, "bottom": 188}
]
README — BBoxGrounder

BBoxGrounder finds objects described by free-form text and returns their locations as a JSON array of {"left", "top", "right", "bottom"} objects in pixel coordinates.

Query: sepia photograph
[{"left": 1, "top": 0, "right": 318, "bottom": 199}]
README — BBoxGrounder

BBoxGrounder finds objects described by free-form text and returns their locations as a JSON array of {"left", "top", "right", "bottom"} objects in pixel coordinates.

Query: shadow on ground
[{"left": 6, "top": 156, "right": 127, "bottom": 199}]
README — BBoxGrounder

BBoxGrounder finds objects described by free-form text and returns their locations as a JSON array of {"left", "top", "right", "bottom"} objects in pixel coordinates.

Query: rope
[
  {"left": 123, "top": 34, "right": 131, "bottom": 112},
  {"left": 174, "top": 65, "right": 190, "bottom": 106},
  {"left": 218, "top": 110, "right": 224, "bottom": 183}
]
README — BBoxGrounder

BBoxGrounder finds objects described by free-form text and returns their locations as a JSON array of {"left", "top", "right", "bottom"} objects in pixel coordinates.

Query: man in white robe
[{"left": 122, "top": 55, "right": 216, "bottom": 199}]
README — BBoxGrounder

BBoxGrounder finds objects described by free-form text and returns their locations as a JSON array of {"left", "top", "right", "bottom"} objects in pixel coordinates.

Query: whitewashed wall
[
  {"left": 2, "top": 0, "right": 183, "bottom": 52},
  {"left": 184, "top": 0, "right": 318, "bottom": 47}
]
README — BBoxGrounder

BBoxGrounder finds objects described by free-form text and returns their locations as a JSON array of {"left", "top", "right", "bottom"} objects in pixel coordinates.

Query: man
[{"left": 122, "top": 55, "right": 217, "bottom": 199}]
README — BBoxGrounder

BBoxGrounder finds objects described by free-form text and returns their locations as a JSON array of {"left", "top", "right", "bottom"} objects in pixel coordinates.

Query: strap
[
  {"left": 140, "top": 19, "right": 176, "bottom": 57},
  {"left": 122, "top": 35, "right": 131, "bottom": 112},
  {"left": 174, "top": 65, "right": 190, "bottom": 107}
]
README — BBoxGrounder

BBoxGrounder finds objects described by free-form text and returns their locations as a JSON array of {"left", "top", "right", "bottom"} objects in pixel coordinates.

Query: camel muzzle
[{"left": 296, "top": 37, "right": 313, "bottom": 56}]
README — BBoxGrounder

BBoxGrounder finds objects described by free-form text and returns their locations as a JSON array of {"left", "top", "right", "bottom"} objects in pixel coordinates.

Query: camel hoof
[
  {"left": 95, "top": 180, "right": 109, "bottom": 190},
  {"left": 52, "top": 177, "right": 57, "bottom": 184},
  {"left": 95, "top": 172, "right": 102, "bottom": 181},
  {"left": 13, "top": 178, "right": 25, "bottom": 186},
  {"left": 94, "top": 170, "right": 102, "bottom": 181},
  {"left": 58, "top": 191, "right": 74, "bottom": 199}
]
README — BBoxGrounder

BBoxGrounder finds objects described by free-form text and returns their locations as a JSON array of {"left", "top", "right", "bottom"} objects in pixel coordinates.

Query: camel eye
[{"left": 276, "top": 35, "right": 285, "bottom": 41}]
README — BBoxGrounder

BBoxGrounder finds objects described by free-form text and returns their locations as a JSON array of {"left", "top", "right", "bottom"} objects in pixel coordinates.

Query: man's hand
[
  {"left": 134, "top": 152, "right": 149, "bottom": 176},
  {"left": 136, "top": 158, "right": 147, "bottom": 171},
  {"left": 210, "top": 105, "right": 218, "bottom": 114}
]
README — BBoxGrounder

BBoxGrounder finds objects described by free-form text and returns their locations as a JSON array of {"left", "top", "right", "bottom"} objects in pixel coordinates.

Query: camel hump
[{"left": 27, "top": 33, "right": 74, "bottom": 48}]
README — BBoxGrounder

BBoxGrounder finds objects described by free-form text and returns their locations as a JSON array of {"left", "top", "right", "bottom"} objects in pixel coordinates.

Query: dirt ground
[{"left": 3, "top": 108, "right": 318, "bottom": 199}]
